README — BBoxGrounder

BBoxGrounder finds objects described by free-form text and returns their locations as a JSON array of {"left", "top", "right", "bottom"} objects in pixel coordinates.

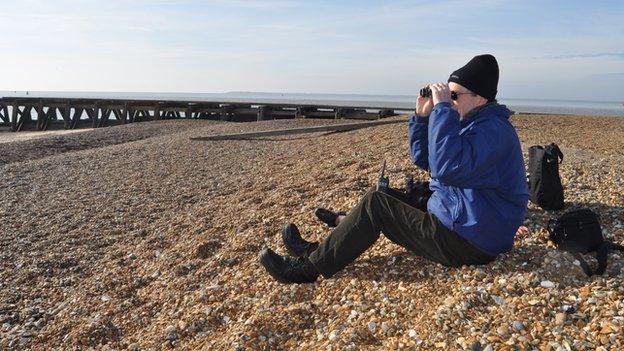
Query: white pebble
[
  {"left": 540, "top": 280, "right": 555, "bottom": 288},
  {"left": 408, "top": 329, "right": 418, "bottom": 338},
  {"left": 367, "top": 321, "right": 376, "bottom": 332},
  {"left": 491, "top": 295, "right": 505, "bottom": 305}
]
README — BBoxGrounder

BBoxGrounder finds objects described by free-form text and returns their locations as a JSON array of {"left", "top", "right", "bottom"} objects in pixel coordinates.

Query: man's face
[{"left": 448, "top": 82, "right": 488, "bottom": 119}]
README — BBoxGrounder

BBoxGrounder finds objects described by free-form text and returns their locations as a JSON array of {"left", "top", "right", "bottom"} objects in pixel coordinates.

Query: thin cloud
[
  {"left": 208, "top": 0, "right": 300, "bottom": 9},
  {"left": 541, "top": 53, "right": 624, "bottom": 60}
]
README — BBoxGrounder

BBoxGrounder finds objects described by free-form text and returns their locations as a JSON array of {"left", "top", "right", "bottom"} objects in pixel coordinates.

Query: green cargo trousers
[{"left": 308, "top": 187, "right": 495, "bottom": 278}]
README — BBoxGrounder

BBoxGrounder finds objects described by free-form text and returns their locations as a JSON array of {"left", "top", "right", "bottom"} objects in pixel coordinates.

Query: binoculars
[
  {"left": 419, "top": 87, "right": 432, "bottom": 98},
  {"left": 420, "top": 86, "right": 461, "bottom": 100}
]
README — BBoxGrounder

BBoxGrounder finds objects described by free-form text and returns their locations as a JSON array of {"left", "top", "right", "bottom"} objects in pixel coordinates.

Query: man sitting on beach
[{"left": 259, "top": 54, "right": 529, "bottom": 284}]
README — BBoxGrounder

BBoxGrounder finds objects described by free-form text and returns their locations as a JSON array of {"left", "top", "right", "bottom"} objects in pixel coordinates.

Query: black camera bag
[
  {"left": 383, "top": 176, "right": 432, "bottom": 212},
  {"left": 404, "top": 175, "right": 432, "bottom": 212},
  {"left": 528, "top": 143, "right": 564, "bottom": 210},
  {"left": 547, "top": 208, "right": 624, "bottom": 276}
]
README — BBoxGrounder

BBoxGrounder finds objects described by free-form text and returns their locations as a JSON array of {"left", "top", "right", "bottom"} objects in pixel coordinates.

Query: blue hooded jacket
[{"left": 408, "top": 102, "right": 528, "bottom": 256}]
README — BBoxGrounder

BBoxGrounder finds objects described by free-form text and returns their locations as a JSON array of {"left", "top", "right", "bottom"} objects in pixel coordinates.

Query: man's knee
[
  {"left": 362, "top": 188, "right": 388, "bottom": 211},
  {"left": 364, "top": 186, "right": 382, "bottom": 199},
  {"left": 364, "top": 186, "right": 378, "bottom": 195}
]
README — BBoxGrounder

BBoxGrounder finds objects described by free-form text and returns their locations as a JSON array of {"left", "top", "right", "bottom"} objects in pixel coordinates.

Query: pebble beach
[{"left": 1, "top": 114, "right": 623, "bottom": 350}]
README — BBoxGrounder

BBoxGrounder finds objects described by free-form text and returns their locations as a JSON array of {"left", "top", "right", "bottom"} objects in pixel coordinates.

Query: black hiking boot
[
  {"left": 259, "top": 247, "right": 319, "bottom": 284},
  {"left": 314, "top": 208, "right": 346, "bottom": 228},
  {"left": 282, "top": 223, "right": 319, "bottom": 257}
]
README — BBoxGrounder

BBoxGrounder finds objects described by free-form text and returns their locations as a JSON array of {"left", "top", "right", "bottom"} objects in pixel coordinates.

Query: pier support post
[
  {"left": 220, "top": 105, "right": 234, "bottom": 121},
  {"left": 153, "top": 104, "right": 161, "bottom": 120},
  {"left": 61, "top": 103, "right": 70, "bottom": 129},
  {"left": 36, "top": 103, "right": 45, "bottom": 131},
  {"left": 97, "top": 109, "right": 107, "bottom": 127},
  {"left": 17, "top": 106, "right": 33, "bottom": 131},
  {"left": 378, "top": 109, "right": 395, "bottom": 118},
  {"left": 123, "top": 103, "right": 130, "bottom": 124},
  {"left": 0, "top": 103, "right": 8, "bottom": 124},
  {"left": 11, "top": 104, "right": 19, "bottom": 131},
  {"left": 40, "top": 106, "right": 57, "bottom": 131},
  {"left": 335, "top": 108, "right": 355, "bottom": 119},
  {"left": 296, "top": 106, "right": 314, "bottom": 118},
  {"left": 257, "top": 105, "right": 272, "bottom": 121},
  {"left": 130, "top": 110, "right": 138, "bottom": 123},
  {"left": 71, "top": 108, "right": 83, "bottom": 129},
  {"left": 112, "top": 109, "right": 122, "bottom": 122},
  {"left": 91, "top": 104, "right": 99, "bottom": 128}
]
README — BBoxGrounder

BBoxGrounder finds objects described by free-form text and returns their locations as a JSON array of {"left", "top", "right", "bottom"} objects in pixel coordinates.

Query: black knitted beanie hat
[{"left": 448, "top": 54, "right": 499, "bottom": 101}]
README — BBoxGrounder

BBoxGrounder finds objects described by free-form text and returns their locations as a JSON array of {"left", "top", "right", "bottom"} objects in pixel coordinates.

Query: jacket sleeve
[
  {"left": 408, "top": 114, "right": 430, "bottom": 170},
  {"left": 427, "top": 102, "right": 500, "bottom": 188}
]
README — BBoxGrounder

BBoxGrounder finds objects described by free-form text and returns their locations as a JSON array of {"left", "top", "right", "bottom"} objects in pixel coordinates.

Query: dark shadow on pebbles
[
  {"left": 526, "top": 202, "right": 624, "bottom": 219},
  {"left": 332, "top": 244, "right": 619, "bottom": 289},
  {"left": 337, "top": 252, "right": 440, "bottom": 283},
  {"left": 562, "top": 202, "right": 624, "bottom": 216},
  {"left": 236, "top": 131, "right": 335, "bottom": 142}
]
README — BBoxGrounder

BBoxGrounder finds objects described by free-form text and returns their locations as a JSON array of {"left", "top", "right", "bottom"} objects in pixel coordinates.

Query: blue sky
[{"left": 0, "top": 0, "right": 623, "bottom": 101}]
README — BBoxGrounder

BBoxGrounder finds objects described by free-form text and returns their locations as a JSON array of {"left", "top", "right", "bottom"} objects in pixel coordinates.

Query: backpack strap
[
  {"left": 594, "top": 241, "right": 611, "bottom": 275},
  {"left": 546, "top": 219, "right": 554, "bottom": 233},
  {"left": 546, "top": 218, "right": 561, "bottom": 243},
  {"left": 609, "top": 241, "right": 624, "bottom": 252},
  {"left": 549, "top": 143, "right": 564, "bottom": 163},
  {"left": 570, "top": 251, "right": 594, "bottom": 276},
  {"left": 571, "top": 242, "right": 621, "bottom": 276},
  {"left": 546, "top": 218, "right": 557, "bottom": 236}
]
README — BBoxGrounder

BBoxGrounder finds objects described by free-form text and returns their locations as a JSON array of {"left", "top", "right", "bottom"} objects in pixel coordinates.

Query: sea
[{"left": 1, "top": 91, "right": 623, "bottom": 117}]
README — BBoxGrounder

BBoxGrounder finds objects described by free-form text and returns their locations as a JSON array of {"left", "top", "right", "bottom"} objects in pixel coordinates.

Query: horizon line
[{"left": 0, "top": 90, "right": 623, "bottom": 105}]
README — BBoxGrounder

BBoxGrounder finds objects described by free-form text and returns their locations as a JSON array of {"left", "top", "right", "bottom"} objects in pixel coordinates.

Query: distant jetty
[{"left": 0, "top": 96, "right": 413, "bottom": 132}]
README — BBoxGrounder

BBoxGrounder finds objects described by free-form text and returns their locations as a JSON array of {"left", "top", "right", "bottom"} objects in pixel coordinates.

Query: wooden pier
[{"left": 0, "top": 97, "right": 413, "bottom": 132}]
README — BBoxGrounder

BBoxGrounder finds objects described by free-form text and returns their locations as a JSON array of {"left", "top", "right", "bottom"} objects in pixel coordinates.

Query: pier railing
[{"left": 0, "top": 97, "right": 413, "bottom": 132}]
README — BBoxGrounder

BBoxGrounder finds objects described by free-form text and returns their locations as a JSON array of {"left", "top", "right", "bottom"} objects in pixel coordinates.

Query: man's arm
[
  {"left": 408, "top": 91, "right": 435, "bottom": 170},
  {"left": 408, "top": 114, "right": 430, "bottom": 170}
]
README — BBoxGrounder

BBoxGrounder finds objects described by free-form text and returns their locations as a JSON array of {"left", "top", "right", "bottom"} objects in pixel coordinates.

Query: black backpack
[
  {"left": 528, "top": 143, "right": 564, "bottom": 210},
  {"left": 547, "top": 208, "right": 624, "bottom": 276}
]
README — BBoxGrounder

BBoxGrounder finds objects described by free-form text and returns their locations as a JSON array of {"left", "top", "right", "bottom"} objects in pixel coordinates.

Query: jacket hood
[{"left": 461, "top": 102, "right": 511, "bottom": 126}]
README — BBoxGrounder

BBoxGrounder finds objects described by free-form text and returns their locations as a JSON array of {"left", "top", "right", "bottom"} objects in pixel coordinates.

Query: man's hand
[
  {"left": 430, "top": 83, "right": 451, "bottom": 105},
  {"left": 516, "top": 226, "right": 529, "bottom": 236},
  {"left": 415, "top": 85, "right": 434, "bottom": 117}
]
